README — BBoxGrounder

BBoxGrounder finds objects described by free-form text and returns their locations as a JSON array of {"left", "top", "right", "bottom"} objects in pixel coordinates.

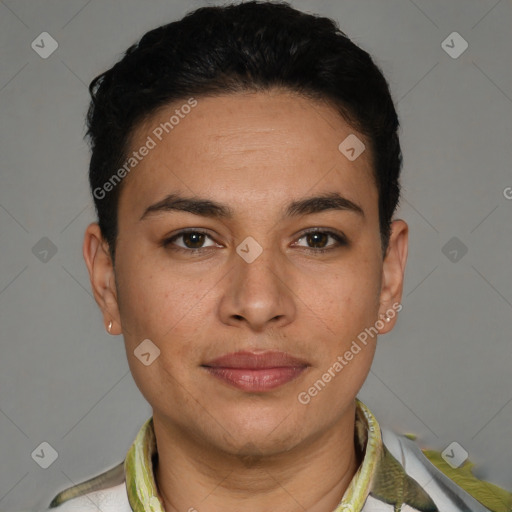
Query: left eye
[{"left": 294, "top": 230, "right": 347, "bottom": 251}]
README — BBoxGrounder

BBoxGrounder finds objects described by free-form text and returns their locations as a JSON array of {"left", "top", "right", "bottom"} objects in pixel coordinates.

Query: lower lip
[{"left": 204, "top": 366, "right": 307, "bottom": 392}]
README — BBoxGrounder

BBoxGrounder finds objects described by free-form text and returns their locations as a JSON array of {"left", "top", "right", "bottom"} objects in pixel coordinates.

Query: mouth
[{"left": 201, "top": 350, "right": 310, "bottom": 392}]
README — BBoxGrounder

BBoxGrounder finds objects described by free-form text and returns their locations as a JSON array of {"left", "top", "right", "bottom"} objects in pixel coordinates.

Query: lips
[
  {"left": 204, "top": 350, "right": 309, "bottom": 369},
  {"left": 202, "top": 351, "right": 309, "bottom": 392}
]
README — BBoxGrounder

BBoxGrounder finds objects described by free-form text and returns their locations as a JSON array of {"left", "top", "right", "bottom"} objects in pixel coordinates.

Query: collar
[{"left": 123, "top": 398, "right": 429, "bottom": 512}]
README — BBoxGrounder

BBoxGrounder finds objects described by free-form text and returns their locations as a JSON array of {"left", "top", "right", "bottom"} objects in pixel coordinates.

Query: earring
[
  {"left": 380, "top": 313, "right": 391, "bottom": 323},
  {"left": 107, "top": 320, "right": 113, "bottom": 333}
]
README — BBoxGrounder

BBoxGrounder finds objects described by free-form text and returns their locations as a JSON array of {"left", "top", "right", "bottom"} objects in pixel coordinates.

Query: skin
[{"left": 83, "top": 89, "right": 408, "bottom": 512}]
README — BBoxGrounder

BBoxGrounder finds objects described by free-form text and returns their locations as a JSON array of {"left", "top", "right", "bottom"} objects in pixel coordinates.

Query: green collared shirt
[
  {"left": 124, "top": 399, "right": 385, "bottom": 511},
  {"left": 49, "top": 399, "right": 510, "bottom": 512}
]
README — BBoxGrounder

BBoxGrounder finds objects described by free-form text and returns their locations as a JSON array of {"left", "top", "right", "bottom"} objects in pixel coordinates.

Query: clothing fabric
[{"left": 43, "top": 399, "right": 507, "bottom": 512}]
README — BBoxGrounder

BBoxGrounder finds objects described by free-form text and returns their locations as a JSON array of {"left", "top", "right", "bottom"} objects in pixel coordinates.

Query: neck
[{"left": 153, "top": 404, "right": 363, "bottom": 512}]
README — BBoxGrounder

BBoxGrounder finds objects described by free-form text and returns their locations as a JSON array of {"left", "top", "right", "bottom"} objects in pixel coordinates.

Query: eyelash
[{"left": 161, "top": 228, "right": 348, "bottom": 255}]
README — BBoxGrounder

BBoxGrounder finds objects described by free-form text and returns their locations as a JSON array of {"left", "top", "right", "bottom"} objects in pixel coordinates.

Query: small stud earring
[
  {"left": 385, "top": 316, "right": 391, "bottom": 323},
  {"left": 107, "top": 320, "right": 113, "bottom": 333}
]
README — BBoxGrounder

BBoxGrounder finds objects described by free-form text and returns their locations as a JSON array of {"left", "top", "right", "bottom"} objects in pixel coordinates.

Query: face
[{"left": 84, "top": 90, "right": 408, "bottom": 457}]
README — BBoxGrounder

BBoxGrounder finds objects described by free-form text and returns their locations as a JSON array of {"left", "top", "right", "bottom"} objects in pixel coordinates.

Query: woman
[{"left": 46, "top": 2, "right": 511, "bottom": 511}]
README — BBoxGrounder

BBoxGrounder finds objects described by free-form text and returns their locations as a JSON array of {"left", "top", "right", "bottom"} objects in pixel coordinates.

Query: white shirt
[{"left": 42, "top": 399, "right": 495, "bottom": 512}]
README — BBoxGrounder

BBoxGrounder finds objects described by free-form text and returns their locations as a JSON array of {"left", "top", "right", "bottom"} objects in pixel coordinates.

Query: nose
[{"left": 217, "top": 242, "right": 296, "bottom": 332}]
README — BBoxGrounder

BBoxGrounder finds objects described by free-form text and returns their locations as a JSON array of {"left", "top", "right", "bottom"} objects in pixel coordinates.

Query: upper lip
[{"left": 203, "top": 350, "right": 309, "bottom": 369}]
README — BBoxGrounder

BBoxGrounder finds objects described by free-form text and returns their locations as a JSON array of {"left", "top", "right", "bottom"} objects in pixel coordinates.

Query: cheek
[
  {"left": 116, "top": 256, "right": 214, "bottom": 362},
  {"left": 310, "top": 258, "right": 381, "bottom": 335},
  {"left": 119, "top": 269, "right": 207, "bottom": 404},
  {"left": 114, "top": 254, "right": 181, "bottom": 341}
]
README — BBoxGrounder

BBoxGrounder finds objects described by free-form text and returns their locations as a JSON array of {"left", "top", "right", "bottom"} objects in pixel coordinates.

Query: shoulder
[
  {"left": 43, "top": 483, "right": 130, "bottom": 512},
  {"left": 42, "top": 461, "right": 131, "bottom": 512},
  {"left": 381, "top": 428, "right": 511, "bottom": 512}
]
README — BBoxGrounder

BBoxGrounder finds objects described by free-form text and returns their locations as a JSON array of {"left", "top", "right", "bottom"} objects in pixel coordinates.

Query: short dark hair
[{"left": 86, "top": 0, "right": 402, "bottom": 262}]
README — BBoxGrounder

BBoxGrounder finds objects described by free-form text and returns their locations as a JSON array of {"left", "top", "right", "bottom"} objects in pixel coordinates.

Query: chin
[
  {"left": 212, "top": 410, "right": 310, "bottom": 456},
  {"left": 221, "top": 431, "right": 302, "bottom": 459}
]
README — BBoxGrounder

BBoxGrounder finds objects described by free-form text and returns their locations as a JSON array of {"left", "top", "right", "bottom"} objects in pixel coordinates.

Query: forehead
[{"left": 118, "top": 90, "right": 377, "bottom": 221}]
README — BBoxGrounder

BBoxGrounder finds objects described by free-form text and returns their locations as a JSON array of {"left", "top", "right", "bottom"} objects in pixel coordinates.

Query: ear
[
  {"left": 82, "top": 223, "right": 122, "bottom": 335},
  {"left": 377, "top": 219, "right": 408, "bottom": 334}
]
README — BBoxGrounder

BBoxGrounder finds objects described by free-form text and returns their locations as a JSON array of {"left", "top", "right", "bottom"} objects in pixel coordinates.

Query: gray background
[{"left": 0, "top": 0, "right": 511, "bottom": 510}]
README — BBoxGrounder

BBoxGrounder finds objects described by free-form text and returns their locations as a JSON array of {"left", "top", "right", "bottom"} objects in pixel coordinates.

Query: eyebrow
[{"left": 139, "top": 191, "right": 364, "bottom": 221}]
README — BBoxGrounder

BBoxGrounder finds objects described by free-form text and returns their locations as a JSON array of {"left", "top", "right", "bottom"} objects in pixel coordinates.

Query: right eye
[{"left": 162, "top": 230, "right": 220, "bottom": 252}]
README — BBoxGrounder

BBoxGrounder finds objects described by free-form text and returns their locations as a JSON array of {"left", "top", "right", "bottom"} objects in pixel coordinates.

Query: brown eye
[
  {"left": 181, "top": 232, "right": 207, "bottom": 249},
  {"left": 294, "top": 229, "right": 347, "bottom": 253},
  {"left": 162, "top": 230, "right": 218, "bottom": 251},
  {"left": 305, "top": 232, "right": 329, "bottom": 248}
]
